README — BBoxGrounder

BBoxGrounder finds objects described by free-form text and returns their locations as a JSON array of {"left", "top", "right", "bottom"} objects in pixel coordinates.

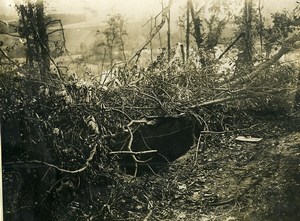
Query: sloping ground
[{"left": 139, "top": 113, "right": 300, "bottom": 221}]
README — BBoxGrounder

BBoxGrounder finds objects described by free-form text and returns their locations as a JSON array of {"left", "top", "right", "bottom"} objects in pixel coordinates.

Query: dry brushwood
[
  {"left": 223, "top": 32, "right": 300, "bottom": 88},
  {"left": 4, "top": 144, "right": 97, "bottom": 174},
  {"left": 124, "top": 119, "right": 159, "bottom": 177},
  {"left": 188, "top": 32, "right": 300, "bottom": 109}
]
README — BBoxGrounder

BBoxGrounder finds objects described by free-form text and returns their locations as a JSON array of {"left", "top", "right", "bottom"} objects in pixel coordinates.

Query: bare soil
[{"left": 138, "top": 113, "right": 300, "bottom": 221}]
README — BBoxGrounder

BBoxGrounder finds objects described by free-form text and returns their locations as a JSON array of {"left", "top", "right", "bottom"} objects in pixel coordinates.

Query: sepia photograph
[{"left": 0, "top": 0, "right": 300, "bottom": 220}]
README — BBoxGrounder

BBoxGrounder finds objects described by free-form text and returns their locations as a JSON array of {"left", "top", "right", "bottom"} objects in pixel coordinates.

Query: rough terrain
[{"left": 132, "top": 113, "right": 300, "bottom": 221}]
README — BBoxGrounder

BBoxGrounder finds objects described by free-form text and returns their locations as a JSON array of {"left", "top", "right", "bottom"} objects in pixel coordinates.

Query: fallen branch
[
  {"left": 211, "top": 34, "right": 300, "bottom": 103},
  {"left": 190, "top": 93, "right": 248, "bottom": 108},
  {"left": 109, "top": 150, "right": 157, "bottom": 155},
  {"left": 193, "top": 133, "right": 202, "bottom": 166},
  {"left": 125, "top": 125, "right": 153, "bottom": 166},
  {"left": 0, "top": 47, "right": 21, "bottom": 69},
  {"left": 127, "top": 86, "right": 167, "bottom": 113},
  {"left": 0, "top": 31, "right": 20, "bottom": 38},
  {"left": 4, "top": 144, "right": 97, "bottom": 174},
  {"left": 143, "top": 209, "right": 153, "bottom": 221},
  {"left": 124, "top": 121, "right": 157, "bottom": 176},
  {"left": 126, "top": 125, "right": 138, "bottom": 177},
  {"left": 218, "top": 32, "right": 245, "bottom": 59},
  {"left": 210, "top": 197, "right": 236, "bottom": 206},
  {"left": 224, "top": 32, "right": 300, "bottom": 88}
]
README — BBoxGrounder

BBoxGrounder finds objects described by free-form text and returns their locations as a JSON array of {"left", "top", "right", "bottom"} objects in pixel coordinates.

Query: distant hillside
[
  {"left": 0, "top": 14, "right": 16, "bottom": 21},
  {"left": 49, "top": 13, "right": 86, "bottom": 25},
  {"left": 62, "top": 19, "right": 183, "bottom": 55}
]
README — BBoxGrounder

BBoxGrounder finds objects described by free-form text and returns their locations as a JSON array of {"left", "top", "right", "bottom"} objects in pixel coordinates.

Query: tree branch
[
  {"left": 0, "top": 47, "right": 21, "bottom": 69},
  {"left": 0, "top": 31, "right": 20, "bottom": 38},
  {"left": 127, "top": 0, "right": 173, "bottom": 64},
  {"left": 218, "top": 32, "right": 245, "bottom": 59},
  {"left": 223, "top": 32, "right": 300, "bottom": 88},
  {"left": 4, "top": 144, "right": 97, "bottom": 174},
  {"left": 109, "top": 150, "right": 157, "bottom": 155}
]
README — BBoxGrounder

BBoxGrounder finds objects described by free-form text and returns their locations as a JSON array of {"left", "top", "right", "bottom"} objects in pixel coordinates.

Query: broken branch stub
[{"left": 109, "top": 115, "right": 195, "bottom": 175}]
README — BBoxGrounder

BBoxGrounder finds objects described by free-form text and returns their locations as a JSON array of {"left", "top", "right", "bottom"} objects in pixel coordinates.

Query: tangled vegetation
[
  {"left": 1, "top": 47, "right": 299, "bottom": 220},
  {"left": 1, "top": 0, "right": 300, "bottom": 220}
]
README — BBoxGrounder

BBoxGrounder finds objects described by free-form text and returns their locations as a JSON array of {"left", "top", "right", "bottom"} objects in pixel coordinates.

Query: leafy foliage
[
  {"left": 92, "top": 14, "right": 127, "bottom": 66},
  {"left": 263, "top": 7, "right": 300, "bottom": 57}
]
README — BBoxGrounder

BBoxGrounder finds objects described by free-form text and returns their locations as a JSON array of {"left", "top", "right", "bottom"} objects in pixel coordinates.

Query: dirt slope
[{"left": 146, "top": 114, "right": 300, "bottom": 221}]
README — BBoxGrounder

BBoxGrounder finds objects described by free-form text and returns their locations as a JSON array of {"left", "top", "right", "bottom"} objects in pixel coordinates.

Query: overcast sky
[
  {"left": 1, "top": 0, "right": 179, "bottom": 20},
  {"left": 0, "top": 0, "right": 298, "bottom": 21}
]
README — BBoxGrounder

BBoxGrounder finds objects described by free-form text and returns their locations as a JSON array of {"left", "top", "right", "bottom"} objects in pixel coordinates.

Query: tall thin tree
[
  {"left": 258, "top": 0, "right": 264, "bottom": 55},
  {"left": 186, "top": 0, "right": 190, "bottom": 60},
  {"left": 243, "top": 0, "right": 253, "bottom": 63},
  {"left": 189, "top": 0, "right": 202, "bottom": 49},
  {"left": 167, "top": 6, "right": 171, "bottom": 62}
]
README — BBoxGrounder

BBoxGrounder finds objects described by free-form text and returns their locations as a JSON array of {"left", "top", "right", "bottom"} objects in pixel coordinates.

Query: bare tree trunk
[
  {"left": 150, "top": 18, "right": 153, "bottom": 62},
  {"left": 189, "top": 0, "right": 202, "bottom": 49},
  {"left": 180, "top": 43, "right": 185, "bottom": 63},
  {"left": 27, "top": 3, "right": 41, "bottom": 65},
  {"left": 101, "top": 48, "right": 107, "bottom": 72},
  {"left": 17, "top": 1, "right": 51, "bottom": 79},
  {"left": 109, "top": 44, "right": 114, "bottom": 67},
  {"left": 258, "top": 0, "right": 264, "bottom": 55},
  {"left": 186, "top": 0, "right": 190, "bottom": 60},
  {"left": 159, "top": 32, "right": 162, "bottom": 49},
  {"left": 235, "top": 0, "right": 254, "bottom": 74},
  {"left": 36, "top": 0, "right": 50, "bottom": 79},
  {"left": 119, "top": 19, "right": 127, "bottom": 61},
  {"left": 19, "top": 5, "right": 33, "bottom": 65},
  {"left": 127, "top": 0, "right": 173, "bottom": 64},
  {"left": 167, "top": 7, "right": 171, "bottom": 62},
  {"left": 119, "top": 34, "right": 126, "bottom": 62},
  {"left": 243, "top": 0, "right": 253, "bottom": 63}
]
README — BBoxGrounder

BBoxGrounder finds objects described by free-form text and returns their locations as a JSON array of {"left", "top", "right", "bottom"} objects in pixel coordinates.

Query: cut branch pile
[{"left": 0, "top": 26, "right": 299, "bottom": 221}]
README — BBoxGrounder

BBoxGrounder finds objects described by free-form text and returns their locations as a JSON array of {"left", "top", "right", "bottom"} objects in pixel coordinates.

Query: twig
[
  {"left": 218, "top": 32, "right": 245, "bottom": 59},
  {"left": 4, "top": 144, "right": 97, "bottom": 174},
  {"left": 143, "top": 210, "right": 153, "bottom": 221},
  {"left": 46, "top": 19, "right": 69, "bottom": 55},
  {"left": 190, "top": 93, "right": 248, "bottom": 109},
  {"left": 142, "top": 11, "right": 163, "bottom": 28},
  {"left": 0, "top": 31, "right": 20, "bottom": 38},
  {"left": 0, "top": 47, "right": 21, "bottom": 69},
  {"left": 47, "top": 28, "right": 64, "bottom": 36},
  {"left": 110, "top": 108, "right": 132, "bottom": 121},
  {"left": 193, "top": 133, "right": 202, "bottom": 166},
  {"left": 126, "top": 125, "right": 138, "bottom": 177},
  {"left": 124, "top": 120, "right": 158, "bottom": 176},
  {"left": 27, "top": 16, "right": 63, "bottom": 80},
  {"left": 210, "top": 197, "right": 236, "bottom": 206},
  {"left": 125, "top": 125, "right": 154, "bottom": 165},
  {"left": 109, "top": 150, "right": 157, "bottom": 155},
  {"left": 127, "top": 0, "right": 173, "bottom": 64},
  {"left": 129, "top": 87, "right": 167, "bottom": 113},
  {"left": 0, "top": 20, "right": 18, "bottom": 28},
  {"left": 223, "top": 32, "right": 300, "bottom": 88},
  {"left": 127, "top": 119, "right": 148, "bottom": 127}
]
